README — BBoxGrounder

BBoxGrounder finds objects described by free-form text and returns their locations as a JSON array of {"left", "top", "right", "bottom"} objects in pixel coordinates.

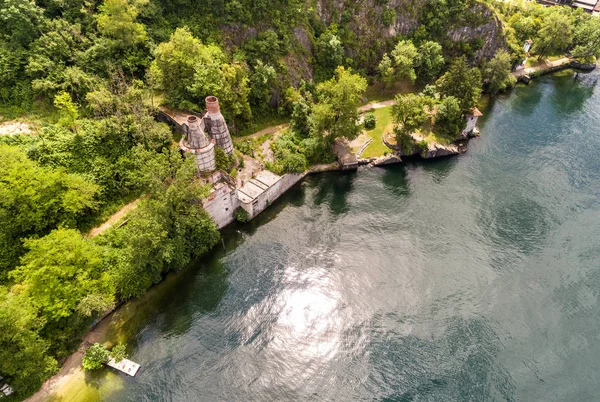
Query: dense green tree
[
  {"left": 380, "top": 39, "right": 418, "bottom": 86},
  {"left": 311, "top": 66, "right": 367, "bottom": 141},
  {"left": 82, "top": 343, "right": 109, "bottom": 370},
  {"left": 377, "top": 53, "right": 395, "bottom": 88},
  {"left": 0, "top": 0, "right": 45, "bottom": 48},
  {"left": 415, "top": 41, "right": 445, "bottom": 83},
  {"left": 483, "top": 50, "right": 516, "bottom": 95},
  {"left": 290, "top": 98, "right": 312, "bottom": 137},
  {"left": 0, "top": 287, "right": 58, "bottom": 396},
  {"left": 435, "top": 96, "right": 464, "bottom": 138},
  {"left": 10, "top": 228, "right": 113, "bottom": 322},
  {"left": 149, "top": 27, "right": 225, "bottom": 107},
  {"left": 250, "top": 60, "right": 276, "bottom": 114},
  {"left": 507, "top": 13, "right": 539, "bottom": 42},
  {"left": 572, "top": 15, "right": 600, "bottom": 59},
  {"left": 533, "top": 11, "right": 572, "bottom": 60},
  {"left": 314, "top": 28, "right": 345, "bottom": 81},
  {"left": 99, "top": 148, "right": 219, "bottom": 298},
  {"left": 0, "top": 145, "right": 99, "bottom": 279},
  {"left": 97, "top": 0, "right": 149, "bottom": 49},
  {"left": 214, "top": 62, "right": 252, "bottom": 124},
  {"left": 54, "top": 91, "right": 80, "bottom": 128},
  {"left": 150, "top": 27, "right": 251, "bottom": 123},
  {"left": 436, "top": 56, "right": 482, "bottom": 110},
  {"left": 392, "top": 93, "right": 429, "bottom": 135}
]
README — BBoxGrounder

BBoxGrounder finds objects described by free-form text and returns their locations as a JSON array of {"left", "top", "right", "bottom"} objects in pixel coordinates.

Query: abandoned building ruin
[{"left": 158, "top": 96, "right": 305, "bottom": 229}]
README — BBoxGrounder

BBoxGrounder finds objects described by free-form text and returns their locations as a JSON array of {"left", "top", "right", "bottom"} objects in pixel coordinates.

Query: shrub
[
  {"left": 215, "top": 147, "right": 232, "bottom": 171},
  {"left": 363, "top": 112, "right": 377, "bottom": 129},
  {"left": 382, "top": 8, "right": 397, "bottom": 27},
  {"left": 230, "top": 168, "right": 238, "bottom": 178},
  {"left": 82, "top": 343, "right": 109, "bottom": 371},
  {"left": 110, "top": 344, "right": 128, "bottom": 363},
  {"left": 395, "top": 130, "right": 416, "bottom": 155},
  {"left": 234, "top": 207, "right": 250, "bottom": 223},
  {"left": 236, "top": 140, "right": 253, "bottom": 156},
  {"left": 416, "top": 140, "right": 428, "bottom": 156}
]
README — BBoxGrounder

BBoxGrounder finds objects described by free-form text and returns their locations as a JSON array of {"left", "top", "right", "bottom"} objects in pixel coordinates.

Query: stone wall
[
  {"left": 240, "top": 173, "right": 306, "bottom": 218},
  {"left": 202, "top": 183, "right": 239, "bottom": 229}
]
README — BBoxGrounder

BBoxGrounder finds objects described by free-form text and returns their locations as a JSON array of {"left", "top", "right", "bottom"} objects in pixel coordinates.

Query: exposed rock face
[
  {"left": 313, "top": 0, "right": 507, "bottom": 66},
  {"left": 372, "top": 154, "right": 402, "bottom": 166},
  {"left": 446, "top": 4, "right": 507, "bottom": 63}
]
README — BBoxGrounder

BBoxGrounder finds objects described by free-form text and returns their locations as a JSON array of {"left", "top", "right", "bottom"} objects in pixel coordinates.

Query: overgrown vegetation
[{"left": 1, "top": 0, "right": 599, "bottom": 398}]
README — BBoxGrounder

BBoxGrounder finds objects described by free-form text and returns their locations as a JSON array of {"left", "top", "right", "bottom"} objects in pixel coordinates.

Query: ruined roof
[
  {"left": 466, "top": 107, "right": 483, "bottom": 117},
  {"left": 237, "top": 171, "right": 283, "bottom": 203},
  {"left": 525, "top": 39, "right": 533, "bottom": 44}
]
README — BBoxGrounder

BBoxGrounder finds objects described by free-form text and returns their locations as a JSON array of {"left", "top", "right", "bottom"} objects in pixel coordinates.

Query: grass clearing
[
  {"left": 364, "top": 80, "right": 420, "bottom": 103},
  {"left": 360, "top": 106, "right": 394, "bottom": 158}
]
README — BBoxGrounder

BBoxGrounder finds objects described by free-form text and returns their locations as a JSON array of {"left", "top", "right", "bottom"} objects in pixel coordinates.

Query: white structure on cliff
[{"left": 463, "top": 107, "right": 483, "bottom": 136}]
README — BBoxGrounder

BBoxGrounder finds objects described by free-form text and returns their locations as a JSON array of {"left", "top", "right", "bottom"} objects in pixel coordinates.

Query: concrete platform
[{"left": 106, "top": 358, "right": 140, "bottom": 377}]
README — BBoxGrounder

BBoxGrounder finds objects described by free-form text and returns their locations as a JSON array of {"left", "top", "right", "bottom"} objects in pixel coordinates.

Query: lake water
[{"left": 59, "top": 70, "right": 600, "bottom": 401}]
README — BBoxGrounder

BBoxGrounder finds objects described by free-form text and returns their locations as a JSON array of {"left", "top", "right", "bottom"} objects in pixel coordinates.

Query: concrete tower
[
  {"left": 204, "top": 96, "right": 234, "bottom": 156},
  {"left": 180, "top": 115, "right": 216, "bottom": 173}
]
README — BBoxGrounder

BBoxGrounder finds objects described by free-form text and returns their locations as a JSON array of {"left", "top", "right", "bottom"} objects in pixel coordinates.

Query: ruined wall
[
  {"left": 240, "top": 173, "right": 306, "bottom": 219},
  {"left": 203, "top": 184, "right": 239, "bottom": 229}
]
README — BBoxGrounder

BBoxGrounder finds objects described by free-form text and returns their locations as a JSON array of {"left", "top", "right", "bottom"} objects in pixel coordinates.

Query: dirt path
[
  {"left": 359, "top": 99, "right": 396, "bottom": 112},
  {"left": 512, "top": 57, "right": 571, "bottom": 78},
  {"left": 88, "top": 198, "right": 142, "bottom": 238},
  {"left": 236, "top": 123, "right": 289, "bottom": 140},
  {"left": 0, "top": 121, "right": 34, "bottom": 136}
]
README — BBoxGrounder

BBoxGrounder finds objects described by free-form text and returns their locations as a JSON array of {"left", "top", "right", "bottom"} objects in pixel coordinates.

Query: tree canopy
[{"left": 436, "top": 56, "right": 482, "bottom": 111}]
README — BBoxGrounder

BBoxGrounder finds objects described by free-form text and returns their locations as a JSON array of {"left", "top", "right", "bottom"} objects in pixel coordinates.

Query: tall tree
[
  {"left": 97, "top": 0, "right": 148, "bottom": 49},
  {"left": 250, "top": 60, "right": 276, "bottom": 114},
  {"left": 311, "top": 66, "right": 367, "bottom": 141},
  {"left": 435, "top": 96, "right": 464, "bottom": 138},
  {"left": 415, "top": 41, "right": 445, "bottom": 83},
  {"left": 436, "top": 56, "right": 482, "bottom": 110},
  {"left": 149, "top": 27, "right": 225, "bottom": 107},
  {"left": 0, "top": 287, "right": 58, "bottom": 396},
  {"left": 483, "top": 50, "right": 515, "bottom": 95},
  {"left": 378, "top": 39, "right": 418, "bottom": 87},
  {"left": 0, "top": 145, "right": 99, "bottom": 279},
  {"left": 314, "top": 28, "right": 345, "bottom": 82},
  {"left": 392, "top": 93, "right": 429, "bottom": 135},
  {"left": 533, "top": 11, "right": 572, "bottom": 60},
  {"left": 572, "top": 15, "right": 600, "bottom": 59},
  {"left": 10, "top": 228, "right": 113, "bottom": 322}
]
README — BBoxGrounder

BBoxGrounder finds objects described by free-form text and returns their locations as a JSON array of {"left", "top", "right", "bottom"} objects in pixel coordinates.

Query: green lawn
[
  {"left": 525, "top": 54, "right": 564, "bottom": 68},
  {"left": 361, "top": 106, "right": 394, "bottom": 158},
  {"left": 364, "top": 79, "right": 419, "bottom": 103}
]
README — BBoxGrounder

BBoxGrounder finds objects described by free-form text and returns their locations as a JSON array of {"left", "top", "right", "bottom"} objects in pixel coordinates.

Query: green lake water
[{"left": 63, "top": 70, "right": 600, "bottom": 401}]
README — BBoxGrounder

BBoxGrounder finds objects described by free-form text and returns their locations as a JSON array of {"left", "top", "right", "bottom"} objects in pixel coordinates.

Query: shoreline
[{"left": 25, "top": 63, "right": 587, "bottom": 401}]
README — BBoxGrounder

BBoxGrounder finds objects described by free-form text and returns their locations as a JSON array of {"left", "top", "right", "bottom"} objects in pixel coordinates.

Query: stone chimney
[
  {"left": 206, "top": 96, "right": 220, "bottom": 114},
  {"left": 204, "top": 96, "right": 234, "bottom": 156},
  {"left": 186, "top": 115, "right": 209, "bottom": 149}
]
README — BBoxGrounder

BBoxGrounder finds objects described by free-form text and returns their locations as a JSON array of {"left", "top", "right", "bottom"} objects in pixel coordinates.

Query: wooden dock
[{"left": 106, "top": 358, "right": 140, "bottom": 377}]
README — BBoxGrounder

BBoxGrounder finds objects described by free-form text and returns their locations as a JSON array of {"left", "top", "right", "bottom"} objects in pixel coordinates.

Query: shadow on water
[
  {"left": 419, "top": 157, "right": 460, "bottom": 184},
  {"left": 510, "top": 82, "right": 543, "bottom": 116},
  {"left": 100, "top": 248, "right": 230, "bottom": 348},
  {"left": 375, "top": 316, "right": 515, "bottom": 401},
  {"left": 379, "top": 164, "right": 410, "bottom": 197},
  {"left": 308, "top": 171, "right": 355, "bottom": 215},
  {"left": 551, "top": 72, "right": 596, "bottom": 116}
]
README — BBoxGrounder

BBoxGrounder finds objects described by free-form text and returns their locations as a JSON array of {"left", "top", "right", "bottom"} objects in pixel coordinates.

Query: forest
[{"left": 1, "top": 0, "right": 600, "bottom": 398}]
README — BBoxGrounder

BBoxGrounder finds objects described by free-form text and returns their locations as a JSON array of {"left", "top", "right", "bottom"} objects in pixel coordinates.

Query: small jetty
[{"left": 106, "top": 358, "right": 141, "bottom": 377}]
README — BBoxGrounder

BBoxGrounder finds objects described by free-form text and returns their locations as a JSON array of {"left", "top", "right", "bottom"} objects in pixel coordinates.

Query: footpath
[{"left": 512, "top": 57, "right": 571, "bottom": 79}]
